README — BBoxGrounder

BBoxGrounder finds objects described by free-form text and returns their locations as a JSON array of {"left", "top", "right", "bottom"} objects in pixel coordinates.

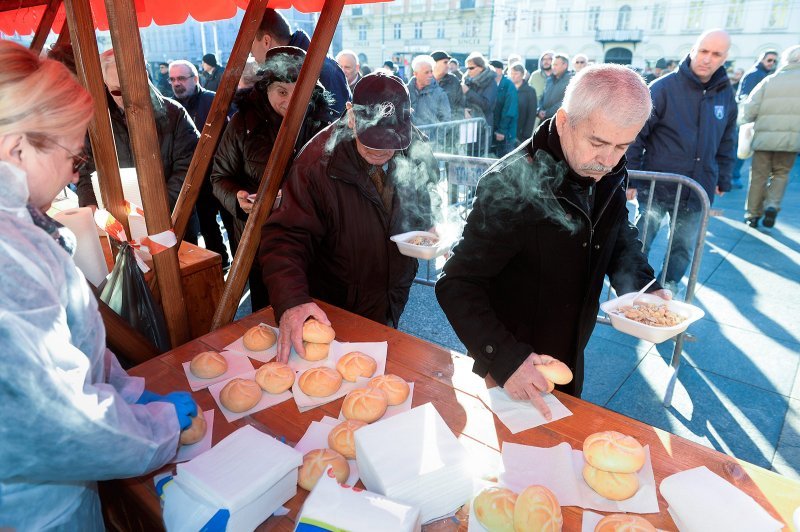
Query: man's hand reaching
[
  {"left": 277, "top": 302, "right": 330, "bottom": 363},
  {"left": 503, "top": 352, "right": 553, "bottom": 420}
]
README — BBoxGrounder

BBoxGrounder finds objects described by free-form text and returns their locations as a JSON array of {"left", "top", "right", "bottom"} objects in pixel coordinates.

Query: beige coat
[{"left": 740, "top": 63, "right": 800, "bottom": 153}]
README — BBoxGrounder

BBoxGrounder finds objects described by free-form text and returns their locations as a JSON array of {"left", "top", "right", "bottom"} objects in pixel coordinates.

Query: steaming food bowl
[
  {"left": 600, "top": 292, "right": 705, "bottom": 344},
  {"left": 390, "top": 231, "right": 451, "bottom": 260}
]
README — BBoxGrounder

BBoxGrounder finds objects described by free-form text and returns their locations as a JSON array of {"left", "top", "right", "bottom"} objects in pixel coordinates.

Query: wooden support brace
[
  {"left": 211, "top": 0, "right": 346, "bottom": 329},
  {"left": 171, "top": 0, "right": 269, "bottom": 241},
  {"left": 30, "top": 0, "right": 61, "bottom": 53},
  {"left": 104, "top": 0, "right": 190, "bottom": 347}
]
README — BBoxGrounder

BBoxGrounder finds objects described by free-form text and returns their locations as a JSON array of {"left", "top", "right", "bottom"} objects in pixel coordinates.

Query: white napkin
[
  {"left": 182, "top": 350, "right": 254, "bottom": 391},
  {"left": 294, "top": 420, "right": 360, "bottom": 487},
  {"left": 338, "top": 382, "right": 415, "bottom": 421},
  {"left": 660, "top": 466, "right": 783, "bottom": 531},
  {"left": 480, "top": 386, "right": 572, "bottom": 433},
  {"left": 297, "top": 466, "right": 421, "bottom": 531},
  {"left": 208, "top": 369, "right": 292, "bottom": 423},
  {"left": 292, "top": 341, "right": 388, "bottom": 412},
  {"left": 173, "top": 409, "right": 215, "bottom": 463},
  {"left": 500, "top": 442, "right": 658, "bottom": 513},
  {"left": 224, "top": 323, "right": 280, "bottom": 363},
  {"left": 174, "top": 425, "right": 302, "bottom": 512}
]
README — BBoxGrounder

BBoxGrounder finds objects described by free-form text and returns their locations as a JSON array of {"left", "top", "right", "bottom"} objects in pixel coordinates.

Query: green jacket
[{"left": 740, "top": 63, "right": 800, "bottom": 153}]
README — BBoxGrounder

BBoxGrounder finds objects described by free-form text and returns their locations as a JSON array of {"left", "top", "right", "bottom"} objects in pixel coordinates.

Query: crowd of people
[{"left": 1, "top": 13, "right": 798, "bottom": 527}]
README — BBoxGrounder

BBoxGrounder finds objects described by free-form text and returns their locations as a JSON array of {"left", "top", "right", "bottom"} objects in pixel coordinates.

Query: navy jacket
[
  {"left": 178, "top": 85, "right": 216, "bottom": 131},
  {"left": 288, "top": 30, "right": 351, "bottom": 116},
  {"left": 737, "top": 61, "right": 772, "bottom": 102},
  {"left": 627, "top": 55, "right": 737, "bottom": 208}
]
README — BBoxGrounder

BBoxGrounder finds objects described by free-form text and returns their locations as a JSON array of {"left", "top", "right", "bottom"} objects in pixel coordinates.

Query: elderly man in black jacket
[
  {"left": 436, "top": 64, "right": 670, "bottom": 418},
  {"left": 260, "top": 73, "right": 440, "bottom": 362}
]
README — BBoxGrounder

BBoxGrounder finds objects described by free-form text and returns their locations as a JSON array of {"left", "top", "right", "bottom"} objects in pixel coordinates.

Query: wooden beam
[
  {"left": 29, "top": 0, "right": 61, "bottom": 53},
  {"left": 54, "top": 18, "right": 69, "bottom": 47},
  {"left": 97, "top": 296, "right": 160, "bottom": 364},
  {"left": 104, "top": 0, "right": 190, "bottom": 347},
  {"left": 211, "top": 0, "right": 346, "bottom": 329},
  {"left": 171, "top": 0, "right": 269, "bottom": 241},
  {"left": 65, "top": 0, "right": 130, "bottom": 237}
]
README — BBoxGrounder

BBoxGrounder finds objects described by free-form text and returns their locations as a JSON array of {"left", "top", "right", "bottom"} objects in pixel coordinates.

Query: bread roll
[
  {"left": 302, "top": 319, "right": 335, "bottom": 344},
  {"left": 180, "top": 408, "right": 207, "bottom": 445},
  {"left": 594, "top": 514, "right": 656, "bottom": 532},
  {"left": 327, "top": 419, "right": 367, "bottom": 459},
  {"left": 298, "top": 448, "right": 349, "bottom": 491},
  {"left": 535, "top": 360, "right": 573, "bottom": 385},
  {"left": 298, "top": 367, "right": 342, "bottom": 397},
  {"left": 368, "top": 374, "right": 410, "bottom": 405},
  {"left": 582, "top": 463, "right": 639, "bottom": 501},
  {"left": 341, "top": 387, "right": 388, "bottom": 423},
  {"left": 513, "top": 485, "right": 563, "bottom": 532},
  {"left": 189, "top": 351, "right": 228, "bottom": 379},
  {"left": 336, "top": 351, "right": 377, "bottom": 382},
  {"left": 220, "top": 378, "right": 262, "bottom": 412},
  {"left": 301, "top": 341, "right": 330, "bottom": 361},
  {"left": 583, "top": 431, "right": 645, "bottom": 473},
  {"left": 473, "top": 487, "right": 517, "bottom": 532},
  {"left": 255, "top": 361, "right": 295, "bottom": 394},
  {"left": 243, "top": 324, "right": 277, "bottom": 351}
]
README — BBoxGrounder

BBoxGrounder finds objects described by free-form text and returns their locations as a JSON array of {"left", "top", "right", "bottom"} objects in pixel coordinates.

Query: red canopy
[{"left": 0, "top": 0, "right": 386, "bottom": 36}]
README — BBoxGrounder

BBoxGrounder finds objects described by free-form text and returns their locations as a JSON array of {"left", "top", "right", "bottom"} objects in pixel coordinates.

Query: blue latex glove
[
  {"left": 137, "top": 390, "right": 197, "bottom": 430},
  {"left": 160, "top": 392, "right": 198, "bottom": 430},
  {"left": 136, "top": 389, "right": 163, "bottom": 404}
]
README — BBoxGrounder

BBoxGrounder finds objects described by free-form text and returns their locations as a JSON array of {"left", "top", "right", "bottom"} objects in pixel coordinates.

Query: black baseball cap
[
  {"left": 431, "top": 50, "right": 451, "bottom": 62},
  {"left": 352, "top": 72, "right": 412, "bottom": 150}
]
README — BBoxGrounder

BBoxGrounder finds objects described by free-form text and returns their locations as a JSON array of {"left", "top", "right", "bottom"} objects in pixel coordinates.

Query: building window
[
  {"left": 651, "top": 4, "right": 665, "bottom": 30},
  {"left": 587, "top": 6, "right": 601, "bottom": 32},
  {"left": 686, "top": 0, "right": 703, "bottom": 30},
  {"left": 358, "top": 24, "right": 367, "bottom": 41},
  {"left": 505, "top": 15, "right": 517, "bottom": 34},
  {"left": 436, "top": 20, "right": 445, "bottom": 39},
  {"left": 767, "top": 0, "right": 789, "bottom": 28},
  {"left": 617, "top": 5, "right": 631, "bottom": 30},
  {"left": 414, "top": 22, "right": 423, "bottom": 39},
  {"left": 531, "top": 9, "right": 543, "bottom": 33},
  {"left": 351, "top": 6, "right": 363, "bottom": 16},
  {"left": 394, "top": 23, "right": 402, "bottom": 40},
  {"left": 460, "top": 0, "right": 475, "bottom": 9},
  {"left": 558, "top": 8, "right": 570, "bottom": 33},
  {"left": 725, "top": 0, "right": 745, "bottom": 29},
  {"left": 462, "top": 20, "right": 478, "bottom": 38}
]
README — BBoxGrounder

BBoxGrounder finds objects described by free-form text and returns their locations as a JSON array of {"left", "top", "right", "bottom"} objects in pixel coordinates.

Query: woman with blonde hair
[{"left": 0, "top": 40, "right": 194, "bottom": 530}]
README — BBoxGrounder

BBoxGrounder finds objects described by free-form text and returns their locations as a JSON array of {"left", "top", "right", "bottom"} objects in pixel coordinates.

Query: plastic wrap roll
[{"left": 54, "top": 207, "right": 109, "bottom": 287}]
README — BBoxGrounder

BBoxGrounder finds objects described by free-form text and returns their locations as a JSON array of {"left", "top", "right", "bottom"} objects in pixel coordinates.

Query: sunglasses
[
  {"left": 169, "top": 75, "right": 192, "bottom": 83},
  {"left": 51, "top": 140, "right": 90, "bottom": 174}
]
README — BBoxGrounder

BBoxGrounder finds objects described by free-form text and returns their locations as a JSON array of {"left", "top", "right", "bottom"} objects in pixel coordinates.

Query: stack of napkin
[
  {"left": 164, "top": 425, "right": 303, "bottom": 531},
  {"left": 355, "top": 403, "right": 473, "bottom": 523}
]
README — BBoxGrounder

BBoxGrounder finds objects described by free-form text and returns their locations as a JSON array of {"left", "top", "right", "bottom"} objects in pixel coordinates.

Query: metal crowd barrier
[
  {"left": 418, "top": 117, "right": 494, "bottom": 158},
  {"left": 418, "top": 155, "right": 709, "bottom": 408}
]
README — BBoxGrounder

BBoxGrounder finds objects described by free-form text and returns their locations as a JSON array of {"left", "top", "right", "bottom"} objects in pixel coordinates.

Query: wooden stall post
[
  {"left": 211, "top": 0, "right": 346, "bottom": 329},
  {"left": 64, "top": 0, "right": 130, "bottom": 237},
  {"left": 104, "top": 0, "right": 191, "bottom": 347},
  {"left": 29, "top": 0, "right": 61, "bottom": 53},
  {"left": 54, "top": 21, "right": 69, "bottom": 47},
  {"left": 171, "top": 0, "right": 269, "bottom": 241}
]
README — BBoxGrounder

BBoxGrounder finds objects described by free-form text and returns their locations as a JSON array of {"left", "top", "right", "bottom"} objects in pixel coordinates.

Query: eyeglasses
[
  {"left": 169, "top": 75, "right": 191, "bottom": 83},
  {"left": 50, "top": 140, "right": 90, "bottom": 174}
]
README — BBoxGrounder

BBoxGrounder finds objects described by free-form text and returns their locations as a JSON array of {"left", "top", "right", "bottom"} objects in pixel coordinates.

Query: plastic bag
[
  {"left": 99, "top": 242, "right": 171, "bottom": 352},
  {"left": 738, "top": 122, "right": 755, "bottom": 159}
]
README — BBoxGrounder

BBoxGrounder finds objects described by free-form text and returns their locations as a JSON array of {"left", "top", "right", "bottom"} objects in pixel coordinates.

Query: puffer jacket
[
  {"left": 463, "top": 67, "right": 498, "bottom": 128},
  {"left": 627, "top": 55, "right": 737, "bottom": 207},
  {"left": 407, "top": 78, "right": 451, "bottom": 126},
  {"left": 740, "top": 63, "right": 800, "bottom": 153},
  {"left": 436, "top": 118, "right": 658, "bottom": 396},
  {"left": 209, "top": 87, "right": 333, "bottom": 244},
  {"left": 260, "top": 120, "right": 440, "bottom": 327},
  {"left": 76, "top": 90, "right": 199, "bottom": 208}
]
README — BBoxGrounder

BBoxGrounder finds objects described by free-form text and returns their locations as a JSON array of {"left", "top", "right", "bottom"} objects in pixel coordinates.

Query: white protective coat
[{"left": 0, "top": 162, "right": 180, "bottom": 530}]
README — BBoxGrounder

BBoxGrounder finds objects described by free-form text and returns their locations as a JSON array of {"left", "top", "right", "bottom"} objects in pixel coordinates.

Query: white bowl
[
  {"left": 599, "top": 292, "right": 705, "bottom": 344},
  {"left": 390, "top": 231, "right": 451, "bottom": 260}
]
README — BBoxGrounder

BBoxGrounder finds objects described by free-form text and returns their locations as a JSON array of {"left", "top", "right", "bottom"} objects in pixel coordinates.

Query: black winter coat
[
  {"left": 260, "top": 121, "right": 439, "bottom": 327},
  {"left": 436, "top": 119, "right": 659, "bottom": 396},
  {"left": 76, "top": 91, "right": 199, "bottom": 208},
  {"left": 463, "top": 68, "right": 497, "bottom": 128},
  {"left": 209, "top": 88, "right": 332, "bottom": 245},
  {"left": 438, "top": 72, "right": 466, "bottom": 118},
  {"left": 516, "top": 83, "right": 537, "bottom": 143}
]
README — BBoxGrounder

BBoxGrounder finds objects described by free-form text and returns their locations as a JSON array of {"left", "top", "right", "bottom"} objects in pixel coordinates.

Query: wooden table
[{"left": 102, "top": 302, "right": 799, "bottom": 531}]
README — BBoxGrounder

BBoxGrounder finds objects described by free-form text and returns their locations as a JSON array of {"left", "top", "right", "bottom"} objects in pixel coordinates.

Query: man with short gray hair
[
  {"left": 739, "top": 45, "right": 800, "bottom": 228},
  {"left": 336, "top": 49, "right": 361, "bottom": 91},
  {"left": 407, "top": 54, "right": 451, "bottom": 126},
  {"left": 437, "top": 64, "right": 667, "bottom": 416},
  {"left": 537, "top": 53, "right": 572, "bottom": 120}
]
